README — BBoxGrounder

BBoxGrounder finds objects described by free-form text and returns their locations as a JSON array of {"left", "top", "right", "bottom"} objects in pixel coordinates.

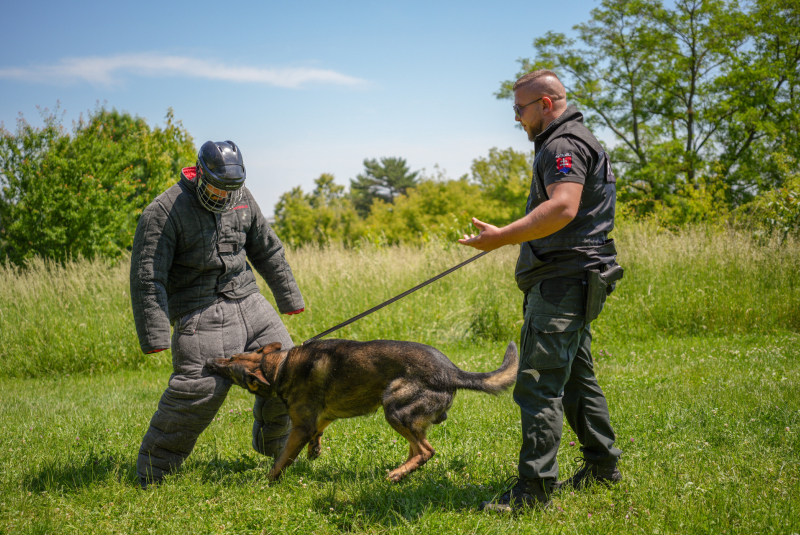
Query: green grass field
[{"left": 1, "top": 224, "right": 798, "bottom": 533}]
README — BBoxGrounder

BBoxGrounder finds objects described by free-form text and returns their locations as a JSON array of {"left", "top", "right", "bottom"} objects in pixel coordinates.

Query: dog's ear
[
  {"left": 257, "top": 342, "right": 282, "bottom": 355},
  {"left": 246, "top": 369, "right": 270, "bottom": 392}
]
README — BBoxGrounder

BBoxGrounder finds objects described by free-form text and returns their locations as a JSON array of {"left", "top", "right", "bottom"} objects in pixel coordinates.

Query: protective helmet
[{"left": 196, "top": 140, "right": 246, "bottom": 212}]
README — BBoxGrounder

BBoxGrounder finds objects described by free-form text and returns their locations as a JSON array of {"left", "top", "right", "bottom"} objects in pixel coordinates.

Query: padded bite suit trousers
[{"left": 137, "top": 292, "right": 294, "bottom": 484}]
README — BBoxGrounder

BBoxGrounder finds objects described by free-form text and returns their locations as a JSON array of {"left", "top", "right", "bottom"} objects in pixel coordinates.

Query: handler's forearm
[{"left": 495, "top": 199, "right": 576, "bottom": 246}]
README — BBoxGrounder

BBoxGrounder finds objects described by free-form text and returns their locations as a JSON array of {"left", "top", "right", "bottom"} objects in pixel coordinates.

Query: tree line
[
  {"left": 279, "top": 0, "right": 799, "bottom": 245},
  {"left": 0, "top": 105, "right": 195, "bottom": 265},
  {"left": 498, "top": 0, "right": 800, "bottom": 222},
  {"left": 1, "top": 0, "right": 798, "bottom": 265},
  {"left": 271, "top": 149, "right": 533, "bottom": 247}
]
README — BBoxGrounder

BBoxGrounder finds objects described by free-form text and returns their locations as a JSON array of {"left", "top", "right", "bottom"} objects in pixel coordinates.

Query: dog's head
[{"left": 205, "top": 342, "right": 283, "bottom": 397}]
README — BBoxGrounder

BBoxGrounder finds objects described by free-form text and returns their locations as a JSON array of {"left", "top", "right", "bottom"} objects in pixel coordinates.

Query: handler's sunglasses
[{"left": 513, "top": 96, "right": 544, "bottom": 118}]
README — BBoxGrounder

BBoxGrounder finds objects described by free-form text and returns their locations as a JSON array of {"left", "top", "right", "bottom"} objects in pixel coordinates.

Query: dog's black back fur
[
  {"left": 274, "top": 339, "right": 517, "bottom": 412},
  {"left": 206, "top": 339, "right": 517, "bottom": 482}
]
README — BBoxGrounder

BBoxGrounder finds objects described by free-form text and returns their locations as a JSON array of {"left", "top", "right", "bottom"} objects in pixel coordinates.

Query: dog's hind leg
[
  {"left": 421, "top": 438, "right": 436, "bottom": 457},
  {"left": 384, "top": 412, "right": 436, "bottom": 482},
  {"left": 307, "top": 419, "right": 333, "bottom": 460},
  {"left": 385, "top": 424, "right": 435, "bottom": 482},
  {"left": 383, "top": 391, "right": 452, "bottom": 482}
]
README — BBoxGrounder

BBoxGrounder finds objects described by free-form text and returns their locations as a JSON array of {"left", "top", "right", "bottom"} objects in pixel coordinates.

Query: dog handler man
[
  {"left": 130, "top": 140, "right": 305, "bottom": 489},
  {"left": 459, "top": 70, "right": 623, "bottom": 511}
]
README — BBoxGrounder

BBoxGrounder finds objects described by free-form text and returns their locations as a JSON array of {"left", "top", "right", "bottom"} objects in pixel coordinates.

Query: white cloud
[{"left": 0, "top": 53, "right": 366, "bottom": 88}]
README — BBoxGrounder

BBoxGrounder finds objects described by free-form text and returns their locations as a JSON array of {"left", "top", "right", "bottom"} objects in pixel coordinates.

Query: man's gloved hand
[{"left": 284, "top": 308, "right": 304, "bottom": 315}]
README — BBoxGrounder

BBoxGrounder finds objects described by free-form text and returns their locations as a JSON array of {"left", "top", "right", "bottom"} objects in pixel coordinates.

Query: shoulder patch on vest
[{"left": 556, "top": 153, "right": 573, "bottom": 174}]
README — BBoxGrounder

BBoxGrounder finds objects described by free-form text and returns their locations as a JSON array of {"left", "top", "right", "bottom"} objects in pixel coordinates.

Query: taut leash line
[{"left": 303, "top": 250, "right": 491, "bottom": 344}]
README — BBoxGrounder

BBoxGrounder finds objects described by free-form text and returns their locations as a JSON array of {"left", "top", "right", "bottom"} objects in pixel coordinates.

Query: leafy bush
[
  {"left": 0, "top": 106, "right": 195, "bottom": 265},
  {"left": 730, "top": 153, "right": 800, "bottom": 240},
  {"left": 273, "top": 174, "right": 360, "bottom": 247},
  {"left": 273, "top": 147, "right": 533, "bottom": 247},
  {"left": 619, "top": 174, "right": 731, "bottom": 230},
  {"left": 357, "top": 178, "right": 504, "bottom": 245}
]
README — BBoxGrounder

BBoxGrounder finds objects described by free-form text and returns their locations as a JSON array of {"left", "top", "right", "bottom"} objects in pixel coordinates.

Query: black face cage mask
[{"left": 196, "top": 173, "right": 244, "bottom": 213}]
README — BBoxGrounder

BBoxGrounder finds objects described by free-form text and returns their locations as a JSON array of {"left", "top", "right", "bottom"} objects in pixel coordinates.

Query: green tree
[
  {"left": 712, "top": 0, "right": 800, "bottom": 202},
  {"left": 273, "top": 173, "right": 360, "bottom": 246},
  {"left": 470, "top": 147, "right": 533, "bottom": 224},
  {"left": 499, "top": 0, "right": 799, "bottom": 216},
  {"left": 359, "top": 178, "right": 504, "bottom": 245},
  {"left": 0, "top": 106, "right": 195, "bottom": 265},
  {"left": 350, "top": 157, "right": 420, "bottom": 217}
]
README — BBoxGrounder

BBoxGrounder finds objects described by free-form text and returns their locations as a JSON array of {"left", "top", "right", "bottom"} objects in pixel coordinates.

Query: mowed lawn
[{"left": 1, "top": 225, "right": 798, "bottom": 534}]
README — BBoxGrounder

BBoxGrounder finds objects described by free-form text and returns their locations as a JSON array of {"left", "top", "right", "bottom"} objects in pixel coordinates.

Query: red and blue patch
[{"left": 556, "top": 153, "right": 573, "bottom": 174}]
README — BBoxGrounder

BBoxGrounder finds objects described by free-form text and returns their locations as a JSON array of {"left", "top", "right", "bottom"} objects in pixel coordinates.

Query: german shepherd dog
[{"left": 205, "top": 339, "right": 517, "bottom": 482}]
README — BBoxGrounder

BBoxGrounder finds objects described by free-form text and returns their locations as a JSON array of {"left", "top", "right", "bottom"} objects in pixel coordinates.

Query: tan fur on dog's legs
[
  {"left": 307, "top": 419, "right": 332, "bottom": 460},
  {"left": 385, "top": 424, "right": 435, "bottom": 482},
  {"left": 268, "top": 426, "right": 312, "bottom": 480}
]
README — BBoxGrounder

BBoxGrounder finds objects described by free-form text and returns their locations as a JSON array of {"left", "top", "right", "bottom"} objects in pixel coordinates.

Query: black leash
[{"left": 303, "top": 250, "right": 491, "bottom": 344}]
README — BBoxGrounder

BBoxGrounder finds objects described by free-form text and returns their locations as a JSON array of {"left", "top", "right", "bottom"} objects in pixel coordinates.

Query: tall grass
[
  {"left": 0, "top": 257, "right": 143, "bottom": 378},
  {"left": 0, "top": 224, "right": 798, "bottom": 533},
  {"left": 606, "top": 224, "right": 800, "bottom": 340},
  {"left": 0, "top": 223, "right": 797, "bottom": 378}
]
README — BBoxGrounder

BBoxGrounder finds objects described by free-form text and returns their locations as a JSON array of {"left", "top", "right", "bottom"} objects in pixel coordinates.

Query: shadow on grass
[
  {"left": 25, "top": 450, "right": 271, "bottom": 493},
  {"left": 307, "top": 470, "right": 507, "bottom": 531},
  {"left": 23, "top": 451, "right": 139, "bottom": 492},
  {"left": 191, "top": 450, "right": 507, "bottom": 529},
  {"left": 280, "top": 457, "right": 509, "bottom": 530}
]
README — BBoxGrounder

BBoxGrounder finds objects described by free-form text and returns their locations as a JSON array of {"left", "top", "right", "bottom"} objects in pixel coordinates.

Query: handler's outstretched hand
[{"left": 458, "top": 217, "right": 505, "bottom": 251}]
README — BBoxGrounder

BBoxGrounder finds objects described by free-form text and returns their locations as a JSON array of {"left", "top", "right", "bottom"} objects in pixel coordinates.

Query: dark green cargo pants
[{"left": 515, "top": 277, "right": 622, "bottom": 485}]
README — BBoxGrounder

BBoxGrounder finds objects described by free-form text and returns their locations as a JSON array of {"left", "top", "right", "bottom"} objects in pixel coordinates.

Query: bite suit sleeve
[
  {"left": 245, "top": 195, "right": 305, "bottom": 314},
  {"left": 130, "top": 200, "right": 176, "bottom": 353}
]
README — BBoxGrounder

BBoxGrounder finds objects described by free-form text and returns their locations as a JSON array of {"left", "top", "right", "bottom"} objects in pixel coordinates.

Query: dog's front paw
[
  {"left": 307, "top": 442, "right": 322, "bottom": 460},
  {"left": 267, "top": 468, "right": 282, "bottom": 480}
]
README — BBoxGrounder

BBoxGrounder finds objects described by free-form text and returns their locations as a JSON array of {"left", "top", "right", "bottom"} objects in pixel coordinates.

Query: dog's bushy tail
[{"left": 453, "top": 341, "right": 518, "bottom": 395}]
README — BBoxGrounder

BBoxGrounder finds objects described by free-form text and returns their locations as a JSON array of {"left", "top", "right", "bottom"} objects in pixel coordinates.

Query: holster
[{"left": 585, "top": 263, "right": 624, "bottom": 322}]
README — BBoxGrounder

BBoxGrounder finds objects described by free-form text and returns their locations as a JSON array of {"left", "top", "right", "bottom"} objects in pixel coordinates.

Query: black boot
[
  {"left": 480, "top": 476, "right": 552, "bottom": 512},
  {"left": 557, "top": 458, "right": 621, "bottom": 490}
]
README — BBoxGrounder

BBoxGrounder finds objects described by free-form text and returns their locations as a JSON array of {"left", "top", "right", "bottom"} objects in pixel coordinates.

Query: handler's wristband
[
  {"left": 285, "top": 308, "right": 305, "bottom": 315},
  {"left": 146, "top": 348, "right": 167, "bottom": 354}
]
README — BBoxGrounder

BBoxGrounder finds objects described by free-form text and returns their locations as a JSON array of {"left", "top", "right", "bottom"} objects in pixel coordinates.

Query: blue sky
[{"left": 1, "top": 0, "right": 603, "bottom": 215}]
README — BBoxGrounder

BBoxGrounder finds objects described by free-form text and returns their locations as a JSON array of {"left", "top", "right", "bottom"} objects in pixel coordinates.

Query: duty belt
[{"left": 530, "top": 235, "right": 608, "bottom": 247}]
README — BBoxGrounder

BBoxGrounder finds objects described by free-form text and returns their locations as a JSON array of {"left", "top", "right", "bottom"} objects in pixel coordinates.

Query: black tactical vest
[{"left": 515, "top": 106, "right": 618, "bottom": 293}]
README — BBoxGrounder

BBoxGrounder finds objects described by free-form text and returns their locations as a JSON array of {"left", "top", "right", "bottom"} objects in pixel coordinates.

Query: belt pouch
[
  {"left": 585, "top": 264, "right": 624, "bottom": 322},
  {"left": 585, "top": 270, "right": 606, "bottom": 322}
]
